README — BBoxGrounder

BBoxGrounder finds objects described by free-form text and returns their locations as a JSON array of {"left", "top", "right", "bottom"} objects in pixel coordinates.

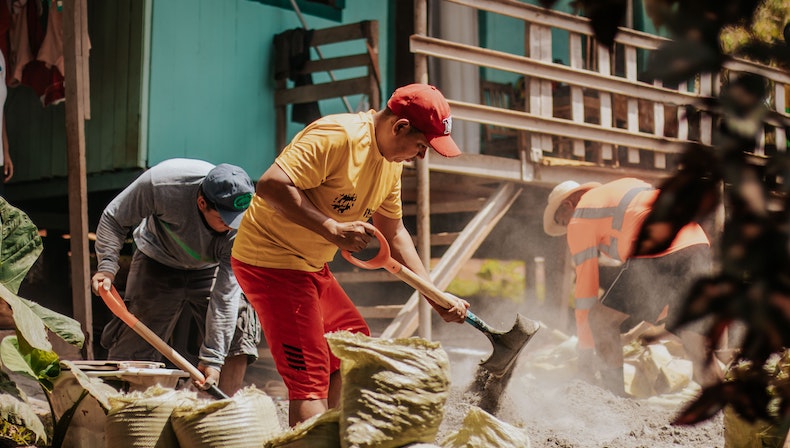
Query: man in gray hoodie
[{"left": 92, "top": 158, "right": 259, "bottom": 395}]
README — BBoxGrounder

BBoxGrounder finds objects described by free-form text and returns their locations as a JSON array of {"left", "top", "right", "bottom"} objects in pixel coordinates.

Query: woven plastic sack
[
  {"left": 264, "top": 408, "right": 341, "bottom": 448},
  {"left": 105, "top": 386, "right": 198, "bottom": 448},
  {"left": 171, "top": 386, "right": 282, "bottom": 447},
  {"left": 326, "top": 331, "right": 450, "bottom": 448},
  {"left": 440, "top": 406, "right": 530, "bottom": 448}
]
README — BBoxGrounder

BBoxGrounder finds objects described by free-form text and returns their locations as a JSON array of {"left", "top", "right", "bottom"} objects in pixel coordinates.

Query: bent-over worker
[
  {"left": 93, "top": 158, "right": 261, "bottom": 396},
  {"left": 543, "top": 177, "right": 715, "bottom": 395}
]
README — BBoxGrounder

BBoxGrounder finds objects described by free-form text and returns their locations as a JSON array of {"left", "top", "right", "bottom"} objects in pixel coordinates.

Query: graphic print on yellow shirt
[{"left": 233, "top": 111, "right": 403, "bottom": 271}]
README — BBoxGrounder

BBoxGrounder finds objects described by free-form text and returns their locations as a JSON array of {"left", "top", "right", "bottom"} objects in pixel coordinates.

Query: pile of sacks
[
  {"left": 105, "top": 385, "right": 281, "bottom": 448},
  {"left": 100, "top": 331, "right": 530, "bottom": 447},
  {"left": 519, "top": 322, "right": 722, "bottom": 399},
  {"left": 621, "top": 323, "right": 696, "bottom": 398}
]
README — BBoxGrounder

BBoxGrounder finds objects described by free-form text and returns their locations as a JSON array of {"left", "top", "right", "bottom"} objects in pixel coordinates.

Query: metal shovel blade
[{"left": 478, "top": 314, "right": 541, "bottom": 377}]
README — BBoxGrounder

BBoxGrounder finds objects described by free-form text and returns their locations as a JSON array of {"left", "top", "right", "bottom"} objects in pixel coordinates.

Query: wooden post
[
  {"left": 569, "top": 33, "right": 586, "bottom": 159},
  {"left": 414, "top": 0, "right": 432, "bottom": 340},
  {"left": 63, "top": 0, "right": 92, "bottom": 359},
  {"left": 597, "top": 44, "right": 614, "bottom": 164},
  {"left": 534, "top": 256, "right": 546, "bottom": 305},
  {"left": 362, "top": 20, "right": 381, "bottom": 110}
]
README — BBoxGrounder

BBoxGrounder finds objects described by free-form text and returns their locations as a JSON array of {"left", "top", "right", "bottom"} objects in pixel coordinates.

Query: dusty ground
[
  {"left": 427, "top": 298, "right": 725, "bottom": 448},
  {"left": 16, "top": 302, "right": 724, "bottom": 447},
  {"left": 436, "top": 345, "right": 723, "bottom": 447},
  {"left": 261, "top": 325, "right": 724, "bottom": 447}
]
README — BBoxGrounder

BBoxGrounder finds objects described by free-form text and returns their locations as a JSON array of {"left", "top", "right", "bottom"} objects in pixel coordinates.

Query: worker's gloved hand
[
  {"left": 197, "top": 363, "right": 221, "bottom": 391},
  {"left": 576, "top": 348, "right": 598, "bottom": 383},
  {"left": 427, "top": 293, "right": 470, "bottom": 324},
  {"left": 90, "top": 271, "right": 115, "bottom": 295}
]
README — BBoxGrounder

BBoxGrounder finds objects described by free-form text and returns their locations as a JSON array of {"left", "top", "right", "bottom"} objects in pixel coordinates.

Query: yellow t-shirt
[{"left": 233, "top": 111, "right": 403, "bottom": 271}]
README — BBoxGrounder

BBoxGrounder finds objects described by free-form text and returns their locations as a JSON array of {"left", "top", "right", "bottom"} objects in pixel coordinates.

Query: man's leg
[
  {"left": 589, "top": 302, "right": 629, "bottom": 395},
  {"left": 106, "top": 252, "right": 185, "bottom": 362},
  {"left": 233, "top": 260, "right": 332, "bottom": 426},
  {"left": 233, "top": 259, "right": 369, "bottom": 426},
  {"left": 219, "top": 294, "right": 261, "bottom": 396},
  {"left": 218, "top": 354, "right": 249, "bottom": 396}
]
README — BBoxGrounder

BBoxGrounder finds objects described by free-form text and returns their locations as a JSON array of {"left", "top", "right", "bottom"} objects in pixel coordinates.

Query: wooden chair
[{"left": 274, "top": 20, "right": 381, "bottom": 151}]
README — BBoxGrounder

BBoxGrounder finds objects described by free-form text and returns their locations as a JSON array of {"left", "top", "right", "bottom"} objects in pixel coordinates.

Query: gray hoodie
[{"left": 95, "top": 158, "right": 241, "bottom": 369}]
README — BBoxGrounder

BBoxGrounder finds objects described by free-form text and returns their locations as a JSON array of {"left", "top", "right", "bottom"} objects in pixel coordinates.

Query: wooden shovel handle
[
  {"left": 98, "top": 286, "right": 206, "bottom": 384},
  {"left": 341, "top": 228, "right": 454, "bottom": 310}
]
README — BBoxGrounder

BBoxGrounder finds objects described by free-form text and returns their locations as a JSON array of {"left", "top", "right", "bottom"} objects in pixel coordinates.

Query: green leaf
[
  {"left": 0, "top": 283, "right": 85, "bottom": 351},
  {"left": 1, "top": 336, "right": 60, "bottom": 392},
  {"left": 0, "top": 196, "right": 84, "bottom": 351},
  {"left": 0, "top": 370, "right": 47, "bottom": 445},
  {"left": 0, "top": 283, "right": 52, "bottom": 353},
  {"left": 20, "top": 297, "right": 85, "bottom": 349},
  {"left": 0, "top": 198, "right": 43, "bottom": 294}
]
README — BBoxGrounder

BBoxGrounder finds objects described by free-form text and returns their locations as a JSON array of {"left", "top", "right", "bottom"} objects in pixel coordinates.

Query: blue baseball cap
[{"left": 202, "top": 164, "right": 254, "bottom": 229}]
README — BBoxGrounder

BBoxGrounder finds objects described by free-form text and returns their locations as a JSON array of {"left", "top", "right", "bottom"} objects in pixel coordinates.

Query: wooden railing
[
  {"left": 376, "top": 0, "right": 789, "bottom": 340},
  {"left": 421, "top": 0, "right": 788, "bottom": 180}
]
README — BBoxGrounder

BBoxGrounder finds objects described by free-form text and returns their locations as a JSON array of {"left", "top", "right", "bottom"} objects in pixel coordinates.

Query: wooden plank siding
[{"left": 5, "top": 0, "right": 144, "bottom": 201}]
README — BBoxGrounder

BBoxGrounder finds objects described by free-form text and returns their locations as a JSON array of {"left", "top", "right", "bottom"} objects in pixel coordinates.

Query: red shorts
[{"left": 232, "top": 257, "right": 370, "bottom": 400}]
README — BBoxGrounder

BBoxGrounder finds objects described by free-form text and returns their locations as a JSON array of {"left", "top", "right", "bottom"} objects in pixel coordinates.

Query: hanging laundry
[
  {"left": 37, "top": 0, "right": 62, "bottom": 76},
  {"left": 0, "top": 1, "right": 10, "bottom": 78},
  {"left": 5, "top": 0, "right": 65, "bottom": 106},
  {"left": 7, "top": 0, "right": 34, "bottom": 86}
]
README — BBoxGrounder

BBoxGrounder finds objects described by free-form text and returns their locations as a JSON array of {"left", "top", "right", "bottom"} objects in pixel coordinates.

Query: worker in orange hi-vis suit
[{"left": 543, "top": 177, "right": 714, "bottom": 395}]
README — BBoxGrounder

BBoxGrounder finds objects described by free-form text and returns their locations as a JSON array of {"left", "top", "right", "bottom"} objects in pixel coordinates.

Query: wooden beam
[
  {"left": 427, "top": 152, "right": 668, "bottom": 187},
  {"left": 274, "top": 76, "right": 372, "bottom": 106},
  {"left": 411, "top": 35, "right": 699, "bottom": 107},
  {"left": 357, "top": 305, "right": 403, "bottom": 319},
  {"left": 448, "top": 100, "right": 689, "bottom": 154},
  {"left": 63, "top": 0, "right": 92, "bottom": 359},
  {"left": 311, "top": 21, "right": 367, "bottom": 46},
  {"left": 296, "top": 54, "right": 371, "bottom": 75},
  {"left": 414, "top": 0, "right": 432, "bottom": 339},
  {"left": 381, "top": 182, "right": 522, "bottom": 338}
]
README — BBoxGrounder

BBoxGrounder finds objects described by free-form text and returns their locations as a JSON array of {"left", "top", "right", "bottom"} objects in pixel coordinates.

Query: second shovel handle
[
  {"left": 99, "top": 286, "right": 230, "bottom": 400},
  {"left": 133, "top": 321, "right": 204, "bottom": 381}
]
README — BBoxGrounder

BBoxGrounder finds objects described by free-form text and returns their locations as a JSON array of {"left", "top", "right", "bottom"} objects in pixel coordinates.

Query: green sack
[
  {"left": 172, "top": 386, "right": 282, "bottom": 447},
  {"left": 326, "top": 331, "right": 450, "bottom": 448},
  {"left": 264, "top": 409, "right": 341, "bottom": 448},
  {"left": 105, "top": 386, "right": 197, "bottom": 448},
  {"left": 440, "top": 406, "right": 530, "bottom": 448}
]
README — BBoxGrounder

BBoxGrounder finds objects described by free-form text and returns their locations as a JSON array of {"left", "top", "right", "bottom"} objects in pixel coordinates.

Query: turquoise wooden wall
[{"left": 146, "top": 0, "right": 391, "bottom": 179}]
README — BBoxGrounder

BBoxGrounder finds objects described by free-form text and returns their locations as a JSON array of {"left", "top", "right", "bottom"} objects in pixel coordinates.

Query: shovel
[
  {"left": 98, "top": 285, "right": 230, "bottom": 400},
  {"left": 342, "top": 228, "right": 540, "bottom": 378}
]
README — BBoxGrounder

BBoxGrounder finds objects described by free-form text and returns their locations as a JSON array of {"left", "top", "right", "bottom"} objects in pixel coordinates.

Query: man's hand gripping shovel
[
  {"left": 98, "top": 286, "right": 230, "bottom": 400},
  {"left": 342, "top": 228, "right": 540, "bottom": 380}
]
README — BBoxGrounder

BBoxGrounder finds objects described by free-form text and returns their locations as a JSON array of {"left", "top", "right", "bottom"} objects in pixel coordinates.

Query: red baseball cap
[{"left": 387, "top": 84, "right": 462, "bottom": 157}]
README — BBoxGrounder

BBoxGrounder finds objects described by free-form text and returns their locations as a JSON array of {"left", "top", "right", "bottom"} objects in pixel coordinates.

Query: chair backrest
[{"left": 274, "top": 20, "right": 381, "bottom": 151}]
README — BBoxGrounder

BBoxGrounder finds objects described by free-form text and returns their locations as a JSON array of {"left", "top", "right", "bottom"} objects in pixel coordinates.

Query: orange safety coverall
[{"left": 566, "top": 178, "right": 709, "bottom": 349}]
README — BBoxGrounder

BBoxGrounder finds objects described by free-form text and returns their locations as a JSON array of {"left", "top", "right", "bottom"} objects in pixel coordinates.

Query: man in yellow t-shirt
[{"left": 232, "top": 84, "right": 469, "bottom": 426}]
